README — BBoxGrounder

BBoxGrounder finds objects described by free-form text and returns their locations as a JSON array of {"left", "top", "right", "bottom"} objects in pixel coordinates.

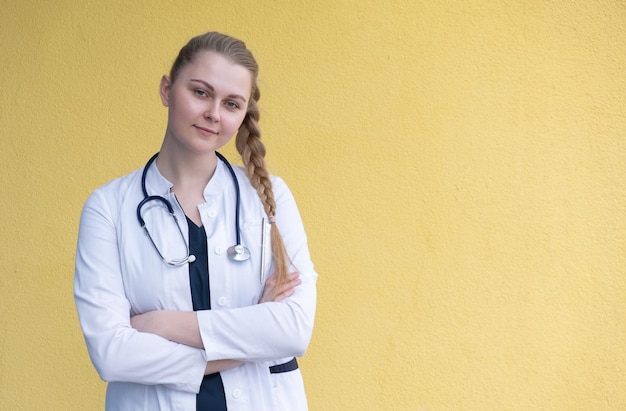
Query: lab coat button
[
  {"left": 218, "top": 296, "right": 228, "bottom": 306},
  {"left": 207, "top": 209, "right": 217, "bottom": 218},
  {"left": 232, "top": 389, "right": 242, "bottom": 399},
  {"left": 215, "top": 247, "right": 223, "bottom": 255}
]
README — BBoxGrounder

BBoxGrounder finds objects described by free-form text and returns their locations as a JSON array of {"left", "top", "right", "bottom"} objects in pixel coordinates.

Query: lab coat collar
[{"left": 143, "top": 156, "right": 232, "bottom": 198}]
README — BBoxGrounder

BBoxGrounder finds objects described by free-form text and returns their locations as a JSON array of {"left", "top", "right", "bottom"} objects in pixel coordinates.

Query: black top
[{"left": 187, "top": 217, "right": 227, "bottom": 411}]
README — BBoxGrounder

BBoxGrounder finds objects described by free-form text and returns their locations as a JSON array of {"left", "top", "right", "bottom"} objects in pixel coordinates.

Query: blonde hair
[{"left": 170, "top": 32, "right": 290, "bottom": 287}]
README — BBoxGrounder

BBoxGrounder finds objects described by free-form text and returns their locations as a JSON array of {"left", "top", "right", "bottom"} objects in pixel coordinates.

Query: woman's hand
[{"left": 258, "top": 271, "right": 301, "bottom": 303}]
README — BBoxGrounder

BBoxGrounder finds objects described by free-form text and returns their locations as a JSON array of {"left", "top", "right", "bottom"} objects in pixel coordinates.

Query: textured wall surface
[{"left": 1, "top": 1, "right": 625, "bottom": 409}]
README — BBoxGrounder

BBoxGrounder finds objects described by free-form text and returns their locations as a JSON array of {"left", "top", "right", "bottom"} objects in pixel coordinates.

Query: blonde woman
[{"left": 74, "top": 31, "right": 317, "bottom": 410}]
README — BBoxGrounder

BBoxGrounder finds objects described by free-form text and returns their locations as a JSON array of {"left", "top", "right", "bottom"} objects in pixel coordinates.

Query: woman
[{"left": 74, "top": 31, "right": 317, "bottom": 410}]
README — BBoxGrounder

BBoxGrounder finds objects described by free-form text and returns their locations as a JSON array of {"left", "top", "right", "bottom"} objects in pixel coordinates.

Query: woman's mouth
[{"left": 194, "top": 125, "right": 218, "bottom": 136}]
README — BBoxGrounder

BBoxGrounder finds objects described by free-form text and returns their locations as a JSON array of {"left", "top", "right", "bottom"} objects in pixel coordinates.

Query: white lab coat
[{"left": 74, "top": 158, "right": 317, "bottom": 410}]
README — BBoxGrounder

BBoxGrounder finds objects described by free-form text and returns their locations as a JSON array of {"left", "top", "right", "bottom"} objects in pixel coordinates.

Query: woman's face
[{"left": 160, "top": 51, "right": 253, "bottom": 154}]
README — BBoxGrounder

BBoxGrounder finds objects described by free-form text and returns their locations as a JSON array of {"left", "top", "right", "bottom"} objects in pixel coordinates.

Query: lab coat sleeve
[
  {"left": 197, "top": 176, "right": 317, "bottom": 361},
  {"left": 74, "top": 188, "right": 206, "bottom": 393}
]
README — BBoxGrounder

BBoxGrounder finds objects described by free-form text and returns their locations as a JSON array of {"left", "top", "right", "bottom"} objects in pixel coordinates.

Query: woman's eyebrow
[{"left": 190, "top": 78, "right": 248, "bottom": 103}]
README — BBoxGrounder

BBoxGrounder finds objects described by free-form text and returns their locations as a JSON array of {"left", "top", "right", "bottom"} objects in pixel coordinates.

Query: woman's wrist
[
  {"left": 132, "top": 310, "right": 204, "bottom": 349},
  {"left": 205, "top": 360, "right": 243, "bottom": 375}
]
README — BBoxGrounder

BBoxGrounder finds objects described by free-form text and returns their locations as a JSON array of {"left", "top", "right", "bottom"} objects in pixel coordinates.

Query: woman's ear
[{"left": 159, "top": 75, "right": 172, "bottom": 107}]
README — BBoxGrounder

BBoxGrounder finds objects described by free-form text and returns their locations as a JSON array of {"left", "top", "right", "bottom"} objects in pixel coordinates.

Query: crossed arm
[{"left": 130, "top": 272, "right": 301, "bottom": 374}]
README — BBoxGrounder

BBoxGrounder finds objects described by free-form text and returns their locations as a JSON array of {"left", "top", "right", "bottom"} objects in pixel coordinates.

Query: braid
[{"left": 236, "top": 89, "right": 290, "bottom": 287}]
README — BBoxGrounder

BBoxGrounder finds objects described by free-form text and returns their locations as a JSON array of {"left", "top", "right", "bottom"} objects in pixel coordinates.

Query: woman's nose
[{"left": 204, "top": 102, "right": 220, "bottom": 122}]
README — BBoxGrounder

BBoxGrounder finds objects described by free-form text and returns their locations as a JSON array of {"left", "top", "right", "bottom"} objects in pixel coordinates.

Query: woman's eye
[
  {"left": 194, "top": 89, "right": 207, "bottom": 97},
  {"left": 226, "top": 101, "right": 240, "bottom": 110}
]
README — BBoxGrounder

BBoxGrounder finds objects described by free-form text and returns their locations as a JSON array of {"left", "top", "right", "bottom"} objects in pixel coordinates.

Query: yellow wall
[{"left": 1, "top": 1, "right": 625, "bottom": 409}]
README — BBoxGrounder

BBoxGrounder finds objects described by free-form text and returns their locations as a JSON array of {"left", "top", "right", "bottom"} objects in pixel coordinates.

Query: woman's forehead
[{"left": 180, "top": 51, "right": 253, "bottom": 95}]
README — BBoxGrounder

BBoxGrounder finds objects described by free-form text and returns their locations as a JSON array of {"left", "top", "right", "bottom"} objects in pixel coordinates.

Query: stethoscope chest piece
[{"left": 228, "top": 244, "right": 251, "bottom": 261}]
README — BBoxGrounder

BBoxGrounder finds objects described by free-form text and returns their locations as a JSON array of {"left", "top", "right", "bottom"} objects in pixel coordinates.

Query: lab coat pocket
[
  {"left": 268, "top": 367, "right": 308, "bottom": 410},
  {"left": 241, "top": 218, "right": 273, "bottom": 286}
]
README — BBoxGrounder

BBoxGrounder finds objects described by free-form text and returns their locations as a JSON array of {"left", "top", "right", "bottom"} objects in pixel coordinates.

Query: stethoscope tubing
[
  {"left": 215, "top": 151, "right": 242, "bottom": 247},
  {"left": 137, "top": 151, "right": 249, "bottom": 265}
]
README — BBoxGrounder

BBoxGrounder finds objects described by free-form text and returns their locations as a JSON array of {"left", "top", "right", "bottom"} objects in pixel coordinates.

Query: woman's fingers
[
  {"left": 276, "top": 272, "right": 301, "bottom": 300},
  {"left": 259, "top": 272, "right": 301, "bottom": 303}
]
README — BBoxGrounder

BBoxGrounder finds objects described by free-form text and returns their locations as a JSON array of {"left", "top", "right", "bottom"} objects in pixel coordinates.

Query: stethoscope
[{"left": 136, "top": 152, "right": 251, "bottom": 266}]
